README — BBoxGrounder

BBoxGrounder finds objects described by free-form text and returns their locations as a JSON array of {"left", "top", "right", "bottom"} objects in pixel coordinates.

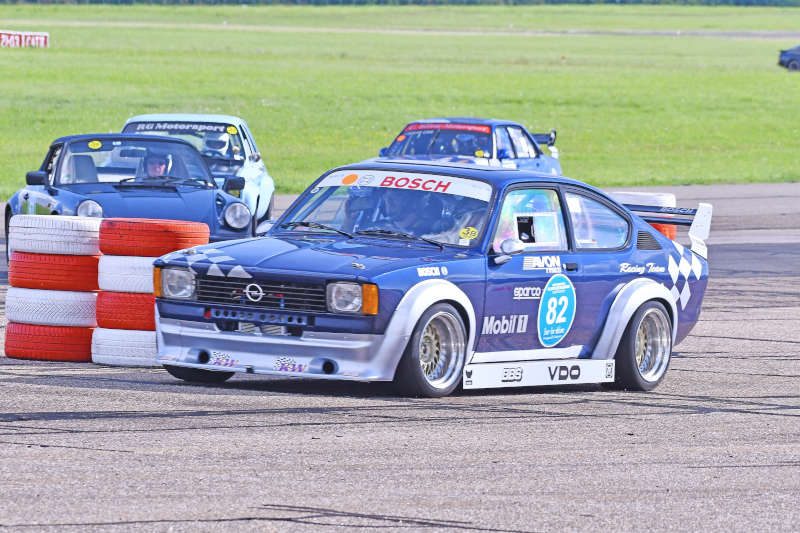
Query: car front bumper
[{"left": 156, "top": 315, "right": 410, "bottom": 381}]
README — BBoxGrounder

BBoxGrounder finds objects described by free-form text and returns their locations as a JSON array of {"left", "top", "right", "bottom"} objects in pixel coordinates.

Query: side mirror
[
  {"left": 497, "top": 148, "right": 511, "bottom": 160},
  {"left": 255, "top": 219, "right": 276, "bottom": 236},
  {"left": 378, "top": 147, "right": 388, "bottom": 157},
  {"left": 493, "top": 238, "right": 524, "bottom": 265},
  {"left": 223, "top": 176, "right": 245, "bottom": 193},
  {"left": 250, "top": 152, "right": 262, "bottom": 162},
  {"left": 26, "top": 171, "right": 47, "bottom": 186}
]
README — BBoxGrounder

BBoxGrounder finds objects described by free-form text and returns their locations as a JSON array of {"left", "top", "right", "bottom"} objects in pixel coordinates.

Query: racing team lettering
[
  {"left": 380, "top": 176, "right": 451, "bottom": 193},
  {"left": 619, "top": 262, "right": 667, "bottom": 274},
  {"left": 482, "top": 314, "right": 529, "bottom": 335}
]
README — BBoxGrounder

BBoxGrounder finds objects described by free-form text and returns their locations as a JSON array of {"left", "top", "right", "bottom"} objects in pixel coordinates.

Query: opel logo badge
[{"left": 244, "top": 283, "right": 264, "bottom": 302}]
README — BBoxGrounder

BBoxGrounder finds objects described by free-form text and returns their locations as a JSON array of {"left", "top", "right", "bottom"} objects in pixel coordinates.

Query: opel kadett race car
[
  {"left": 374, "top": 118, "right": 561, "bottom": 175},
  {"left": 5, "top": 134, "right": 253, "bottom": 257},
  {"left": 122, "top": 114, "right": 275, "bottom": 225},
  {"left": 154, "top": 161, "right": 712, "bottom": 397}
]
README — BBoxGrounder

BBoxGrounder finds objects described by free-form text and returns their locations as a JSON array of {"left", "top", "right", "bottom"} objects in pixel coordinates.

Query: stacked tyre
[
  {"left": 92, "top": 218, "right": 210, "bottom": 367},
  {"left": 5, "top": 215, "right": 101, "bottom": 362}
]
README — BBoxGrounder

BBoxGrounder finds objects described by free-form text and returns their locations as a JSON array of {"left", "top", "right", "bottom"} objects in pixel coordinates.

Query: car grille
[{"left": 195, "top": 277, "right": 328, "bottom": 313}]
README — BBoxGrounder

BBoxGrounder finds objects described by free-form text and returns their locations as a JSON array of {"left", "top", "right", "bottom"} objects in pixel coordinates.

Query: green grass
[{"left": 1, "top": 5, "right": 799, "bottom": 198}]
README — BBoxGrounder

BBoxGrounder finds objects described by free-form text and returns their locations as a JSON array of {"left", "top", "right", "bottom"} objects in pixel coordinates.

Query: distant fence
[{"left": 5, "top": 0, "right": 800, "bottom": 6}]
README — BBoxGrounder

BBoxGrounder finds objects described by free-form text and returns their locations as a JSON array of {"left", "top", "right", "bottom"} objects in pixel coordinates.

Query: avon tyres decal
[{"left": 537, "top": 274, "right": 576, "bottom": 348}]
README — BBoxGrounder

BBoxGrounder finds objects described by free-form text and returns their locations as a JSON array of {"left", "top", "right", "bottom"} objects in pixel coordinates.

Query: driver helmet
[
  {"left": 143, "top": 150, "right": 172, "bottom": 177},
  {"left": 203, "top": 132, "right": 231, "bottom": 157}
]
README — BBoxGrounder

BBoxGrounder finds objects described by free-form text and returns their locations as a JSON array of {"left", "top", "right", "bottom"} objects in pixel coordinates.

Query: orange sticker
[
  {"left": 342, "top": 174, "right": 358, "bottom": 185},
  {"left": 396, "top": 134, "right": 406, "bottom": 142}
]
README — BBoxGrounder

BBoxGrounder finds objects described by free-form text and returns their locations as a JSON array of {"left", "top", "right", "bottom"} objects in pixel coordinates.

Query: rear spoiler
[
  {"left": 624, "top": 203, "right": 713, "bottom": 259},
  {"left": 531, "top": 129, "right": 557, "bottom": 147}
]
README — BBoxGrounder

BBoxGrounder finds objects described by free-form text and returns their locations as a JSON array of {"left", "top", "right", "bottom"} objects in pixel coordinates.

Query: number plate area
[{"left": 463, "top": 359, "right": 615, "bottom": 389}]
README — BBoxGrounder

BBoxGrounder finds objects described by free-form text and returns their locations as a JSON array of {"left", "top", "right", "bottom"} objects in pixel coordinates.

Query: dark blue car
[
  {"left": 778, "top": 46, "right": 800, "bottom": 71},
  {"left": 154, "top": 160, "right": 712, "bottom": 397},
  {"left": 375, "top": 118, "right": 561, "bottom": 175},
  {"left": 6, "top": 134, "right": 253, "bottom": 256}
]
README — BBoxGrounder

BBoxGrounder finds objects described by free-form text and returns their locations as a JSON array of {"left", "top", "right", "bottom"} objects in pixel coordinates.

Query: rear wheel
[
  {"left": 789, "top": 60, "right": 800, "bottom": 71},
  {"left": 164, "top": 365, "right": 234, "bottom": 384},
  {"left": 393, "top": 303, "right": 467, "bottom": 397},
  {"left": 610, "top": 301, "right": 672, "bottom": 391}
]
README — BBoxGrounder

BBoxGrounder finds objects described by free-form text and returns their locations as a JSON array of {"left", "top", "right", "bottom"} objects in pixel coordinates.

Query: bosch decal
[{"left": 417, "top": 266, "right": 447, "bottom": 277}]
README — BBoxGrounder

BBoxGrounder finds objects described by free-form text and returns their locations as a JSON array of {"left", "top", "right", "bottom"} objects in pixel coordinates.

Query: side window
[
  {"left": 507, "top": 127, "right": 537, "bottom": 158},
  {"left": 242, "top": 124, "right": 259, "bottom": 155},
  {"left": 492, "top": 188, "right": 568, "bottom": 252},
  {"left": 565, "top": 192, "right": 629, "bottom": 249},
  {"left": 45, "top": 146, "right": 62, "bottom": 183},
  {"left": 495, "top": 127, "right": 514, "bottom": 158}
]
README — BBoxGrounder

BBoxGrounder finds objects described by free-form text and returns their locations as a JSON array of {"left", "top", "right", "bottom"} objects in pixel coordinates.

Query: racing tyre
[
  {"left": 91, "top": 328, "right": 158, "bottom": 367},
  {"left": 610, "top": 301, "right": 673, "bottom": 391},
  {"left": 9, "top": 252, "right": 99, "bottom": 291},
  {"left": 98, "top": 255, "right": 157, "bottom": 293},
  {"left": 99, "top": 219, "right": 209, "bottom": 257},
  {"left": 393, "top": 303, "right": 467, "bottom": 397},
  {"left": 96, "top": 292, "right": 155, "bottom": 331},
  {"left": 789, "top": 60, "right": 800, "bottom": 71},
  {"left": 5, "top": 322, "right": 93, "bottom": 362},
  {"left": 9, "top": 215, "right": 101, "bottom": 256},
  {"left": 163, "top": 365, "right": 234, "bottom": 384},
  {"left": 6, "top": 287, "right": 97, "bottom": 327}
]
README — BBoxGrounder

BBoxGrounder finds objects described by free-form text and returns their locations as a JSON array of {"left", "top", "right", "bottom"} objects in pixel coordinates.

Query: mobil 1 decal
[{"left": 537, "top": 273, "right": 577, "bottom": 348}]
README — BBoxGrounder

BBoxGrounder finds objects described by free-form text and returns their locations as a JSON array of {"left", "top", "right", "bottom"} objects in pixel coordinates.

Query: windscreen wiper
[
  {"left": 355, "top": 229, "right": 444, "bottom": 250},
  {"left": 280, "top": 221, "right": 353, "bottom": 238}
]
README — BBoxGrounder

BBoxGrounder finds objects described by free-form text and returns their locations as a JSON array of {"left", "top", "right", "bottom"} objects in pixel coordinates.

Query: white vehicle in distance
[{"left": 123, "top": 114, "right": 275, "bottom": 228}]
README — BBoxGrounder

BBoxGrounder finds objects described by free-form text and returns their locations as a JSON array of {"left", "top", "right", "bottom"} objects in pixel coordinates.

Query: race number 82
[{"left": 537, "top": 274, "right": 577, "bottom": 348}]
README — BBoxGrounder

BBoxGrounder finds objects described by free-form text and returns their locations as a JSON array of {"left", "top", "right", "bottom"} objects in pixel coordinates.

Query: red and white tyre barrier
[
  {"left": 9, "top": 252, "right": 99, "bottom": 291},
  {"left": 99, "top": 218, "right": 209, "bottom": 257},
  {"left": 91, "top": 328, "right": 158, "bottom": 367},
  {"left": 97, "top": 292, "right": 155, "bottom": 331},
  {"left": 9, "top": 215, "right": 101, "bottom": 256},
  {"left": 98, "top": 255, "right": 157, "bottom": 293},
  {"left": 6, "top": 287, "right": 97, "bottom": 327},
  {"left": 5, "top": 323, "right": 93, "bottom": 362}
]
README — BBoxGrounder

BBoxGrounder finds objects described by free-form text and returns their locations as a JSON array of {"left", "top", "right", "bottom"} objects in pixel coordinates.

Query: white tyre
[
  {"left": 92, "top": 327, "right": 159, "bottom": 367},
  {"left": 9, "top": 215, "right": 101, "bottom": 256},
  {"left": 98, "top": 255, "right": 157, "bottom": 293},
  {"left": 6, "top": 287, "right": 97, "bottom": 327}
]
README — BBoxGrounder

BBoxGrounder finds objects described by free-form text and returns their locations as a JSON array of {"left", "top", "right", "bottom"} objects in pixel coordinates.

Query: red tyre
[
  {"left": 96, "top": 292, "right": 156, "bottom": 331},
  {"left": 4, "top": 322, "right": 93, "bottom": 362},
  {"left": 9, "top": 252, "right": 99, "bottom": 291},
  {"left": 99, "top": 218, "right": 209, "bottom": 257}
]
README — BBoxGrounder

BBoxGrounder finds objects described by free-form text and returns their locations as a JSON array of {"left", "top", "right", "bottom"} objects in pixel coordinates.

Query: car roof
[
  {"left": 329, "top": 159, "right": 601, "bottom": 193},
  {"left": 402, "top": 117, "right": 525, "bottom": 128},
  {"left": 124, "top": 113, "right": 246, "bottom": 126},
  {"left": 50, "top": 133, "right": 198, "bottom": 149}
]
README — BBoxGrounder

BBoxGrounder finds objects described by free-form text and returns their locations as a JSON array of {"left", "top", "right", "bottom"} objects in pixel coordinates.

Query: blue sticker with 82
[{"left": 537, "top": 274, "right": 576, "bottom": 347}]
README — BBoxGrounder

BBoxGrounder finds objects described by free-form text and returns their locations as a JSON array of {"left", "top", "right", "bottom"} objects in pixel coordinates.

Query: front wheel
[
  {"left": 393, "top": 303, "right": 467, "bottom": 397},
  {"left": 610, "top": 301, "right": 672, "bottom": 391},
  {"left": 788, "top": 60, "right": 800, "bottom": 71},
  {"left": 164, "top": 365, "right": 234, "bottom": 384}
]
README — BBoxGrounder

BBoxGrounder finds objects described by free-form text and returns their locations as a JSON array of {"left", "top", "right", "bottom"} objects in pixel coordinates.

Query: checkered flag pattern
[{"left": 666, "top": 241, "right": 703, "bottom": 310}]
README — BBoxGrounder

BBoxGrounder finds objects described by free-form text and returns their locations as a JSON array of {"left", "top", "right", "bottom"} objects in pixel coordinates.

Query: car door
[
  {"left": 561, "top": 188, "right": 635, "bottom": 353},
  {"left": 477, "top": 186, "right": 586, "bottom": 363}
]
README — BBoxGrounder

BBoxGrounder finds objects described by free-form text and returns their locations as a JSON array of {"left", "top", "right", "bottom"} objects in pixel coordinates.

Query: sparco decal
[
  {"left": 513, "top": 286, "right": 542, "bottom": 300},
  {"left": 619, "top": 262, "right": 666, "bottom": 274},
  {"left": 548, "top": 365, "right": 581, "bottom": 381},
  {"left": 482, "top": 314, "right": 529, "bottom": 335},
  {"left": 523, "top": 255, "right": 561, "bottom": 274}
]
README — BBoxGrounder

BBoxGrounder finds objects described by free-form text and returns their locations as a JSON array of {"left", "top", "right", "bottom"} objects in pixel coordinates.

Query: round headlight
[
  {"left": 161, "top": 268, "right": 196, "bottom": 300},
  {"left": 77, "top": 200, "right": 103, "bottom": 218},
  {"left": 224, "top": 202, "right": 251, "bottom": 230}
]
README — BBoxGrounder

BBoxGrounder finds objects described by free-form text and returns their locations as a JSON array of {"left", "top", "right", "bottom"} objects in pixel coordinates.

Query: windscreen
[{"left": 387, "top": 123, "right": 492, "bottom": 159}]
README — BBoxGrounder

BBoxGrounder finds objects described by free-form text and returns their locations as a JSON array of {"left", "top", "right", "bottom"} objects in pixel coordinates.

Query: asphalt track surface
[{"left": 0, "top": 183, "right": 798, "bottom": 532}]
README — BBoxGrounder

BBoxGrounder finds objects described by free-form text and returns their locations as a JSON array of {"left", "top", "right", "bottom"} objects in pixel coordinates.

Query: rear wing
[{"left": 624, "top": 203, "right": 713, "bottom": 259}]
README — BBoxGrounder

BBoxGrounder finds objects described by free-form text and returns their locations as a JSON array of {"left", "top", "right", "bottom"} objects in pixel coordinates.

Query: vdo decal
[{"left": 537, "top": 274, "right": 576, "bottom": 348}]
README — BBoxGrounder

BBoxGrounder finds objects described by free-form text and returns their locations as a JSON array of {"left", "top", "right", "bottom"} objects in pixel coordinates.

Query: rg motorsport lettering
[
  {"left": 548, "top": 365, "right": 581, "bottom": 381},
  {"left": 482, "top": 314, "right": 529, "bottom": 335},
  {"left": 403, "top": 123, "right": 492, "bottom": 134},
  {"left": 523, "top": 256, "right": 561, "bottom": 274},
  {"left": 380, "top": 176, "right": 450, "bottom": 193}
]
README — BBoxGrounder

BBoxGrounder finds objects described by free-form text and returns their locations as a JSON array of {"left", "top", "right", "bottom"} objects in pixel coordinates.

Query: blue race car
[
  {"left": 375, "top": 118, "right": 561, "bottom": 175},
  {"left": 154, "top": 160, "right": 712, "bottom": 397},
  {"left": 778, "top": 45, "right": 800, "bottom": 71},
  {"left": 122, "top": 114, "right": 276, "bottom": 223},
  {"left": 5, "top": 134, "right": 253, "bottom": 256}
]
